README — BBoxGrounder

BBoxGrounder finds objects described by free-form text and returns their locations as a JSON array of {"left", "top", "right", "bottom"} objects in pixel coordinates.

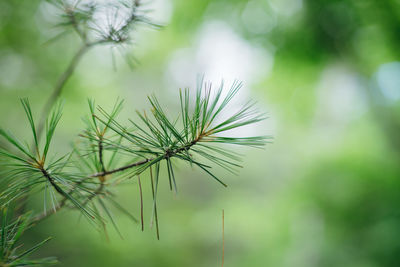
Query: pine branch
[
  {"left": 91, "top": 158, "right": 151, "bottom": 177},
  {"left": 1, "top": 80, "right": 270, "bottom": 239},
  {"left": 98, "top": 137, "right": 106, "bottom": 174},
  {"left": 90, "top": 128, "right": 215, "bottom": 177},
  {"left": 36, "top": 0, "right": 158, "bottom": 140},
  {"left": 0, "top": 1, "right": 271, "bottom": 265}
]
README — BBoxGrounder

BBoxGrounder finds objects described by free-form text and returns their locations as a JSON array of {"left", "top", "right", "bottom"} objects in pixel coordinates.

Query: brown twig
[
  {"left": 98, "top": 136, "right": 106, "bottom": 174},
  {"left": 31, "top": 168, "right": 71, "bottom": 225},
  {"left": 149, "top": 165, "right": 160, "bottom": 240},
  {"left": 91, "top": 158, "right": 151, "bottom": 177},
  {"left": 138, "top": 175, "right": 144, "bottom": 231}
]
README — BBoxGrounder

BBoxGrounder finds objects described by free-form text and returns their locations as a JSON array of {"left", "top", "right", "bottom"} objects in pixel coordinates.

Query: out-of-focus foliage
[
  {"left": 1, "top": 0, "right": 400, "bottom": 266},
  {"left": 0, "top": 208, "right": 57, "bottom": 266}
]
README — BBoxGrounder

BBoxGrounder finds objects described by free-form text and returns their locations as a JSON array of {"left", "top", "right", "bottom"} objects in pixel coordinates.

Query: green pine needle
[
  {"left": 1, "top": 79, "right": 270, "bottom": 242},
  {"left": 0, "top": 208, "right": 58, "bottom": 266}
]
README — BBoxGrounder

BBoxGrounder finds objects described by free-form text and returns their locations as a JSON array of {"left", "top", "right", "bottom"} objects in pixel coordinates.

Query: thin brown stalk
[
  {"left": 149, "top": 166, "right": 160, "bottom": 240},
  {"left": 82, "top": 137, "right": 107, "bottom": 207},
  {"left": 91, "top": 158, "right": 151, "bottom": 177},
  {"left": 98, "top": 136, "right": 106, "bottom": 174},
  {"left": 138, "top": 175, "right": 144, "bottom": 231}
]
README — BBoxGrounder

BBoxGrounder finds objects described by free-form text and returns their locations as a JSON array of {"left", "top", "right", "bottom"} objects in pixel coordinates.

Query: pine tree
[{"left": 0, "top": 1, "right": 270, "bottom": 265}]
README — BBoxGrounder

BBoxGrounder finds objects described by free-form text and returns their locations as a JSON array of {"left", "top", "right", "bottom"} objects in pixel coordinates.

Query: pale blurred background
[{"left": 1, "top": 0, "right": 400, "bottom": 266}]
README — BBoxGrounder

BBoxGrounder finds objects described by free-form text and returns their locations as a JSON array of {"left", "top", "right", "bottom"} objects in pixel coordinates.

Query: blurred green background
[{"left": 1, "top": 0, "right": 400, "bottom": 266}]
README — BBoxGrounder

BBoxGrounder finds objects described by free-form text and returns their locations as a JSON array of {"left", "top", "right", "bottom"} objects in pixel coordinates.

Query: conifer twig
[
  {"left": 36, "top": 0, "right": 156, "bottom": 140},
  {"left": 30, "top": 137, "right": 201, "bottom": 223},
  {"left": 91, "top": 158, "right": 151, "bottom": 177},
  {"left": 2, "top": 80, "right": 270, "bottom": 239}
]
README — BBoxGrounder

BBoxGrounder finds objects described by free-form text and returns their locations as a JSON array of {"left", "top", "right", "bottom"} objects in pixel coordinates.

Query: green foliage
[
  {"left": 0, "top": 80, "right": 267, "bottom": 244},
  {"left": 91, "top": 80, "right": 268, "bottom": 182},
  {"left": 0, "top": 1, "right": 269, "bottom": 266},
  {"left": 47, "top": 0, "right": 160, "bottom": 66},
  {"left": 2, "top": 0, "right": 400, "bottom": 265},
  {"left": 77, "top": 79, "right": 268, "bottom": 236},
  {"left": 0, "top": 208, "right": 57, "bottom": 266},
  {"left": 0, "top": 100, "right": 96, "bottom": 221}
]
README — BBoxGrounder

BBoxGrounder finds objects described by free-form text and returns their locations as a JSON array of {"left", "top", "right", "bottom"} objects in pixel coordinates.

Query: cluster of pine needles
[
  {"left": 47, "top": 0, "right": 160, "bottom": 67},
  {"left": 0, "top": 1, "right": 270, "bottom": 265},
  {"left": 0, "top": 80, "right": 269, "bottom": 264}
]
